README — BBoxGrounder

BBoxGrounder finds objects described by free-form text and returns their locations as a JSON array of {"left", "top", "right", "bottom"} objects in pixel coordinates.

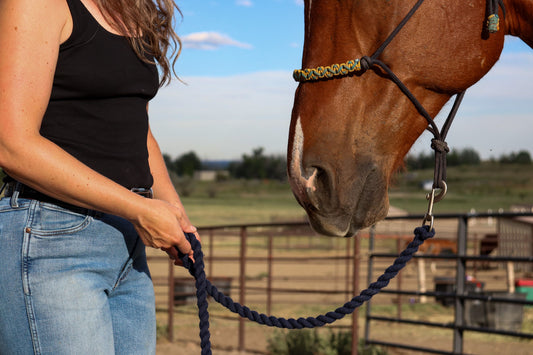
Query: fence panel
[{"left": 149, "top": 213, "right": 533, "bottom": 353}]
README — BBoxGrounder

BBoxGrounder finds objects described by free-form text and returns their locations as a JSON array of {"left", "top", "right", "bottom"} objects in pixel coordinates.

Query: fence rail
[{"left": 365, "top": 212, "right": 533, "bottom": 354}]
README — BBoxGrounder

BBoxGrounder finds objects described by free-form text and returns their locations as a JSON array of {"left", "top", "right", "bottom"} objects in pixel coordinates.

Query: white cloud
[
  {"left": 411, "top": 51, "right": 533, "bottom": 159},
  {"left": 181, "top": 31, "right": 253, "bottom": 50},
  {"left": 236, "top": 0, "right": 253, "bottom": 7},
  {"left": 149, "top": 71, "right": 297, "bottom": 160}
]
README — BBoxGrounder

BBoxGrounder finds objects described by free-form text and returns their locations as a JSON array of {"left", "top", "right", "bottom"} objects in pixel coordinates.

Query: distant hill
[{"left": 201, "top": 160, "right": 234, "bottom": 170}]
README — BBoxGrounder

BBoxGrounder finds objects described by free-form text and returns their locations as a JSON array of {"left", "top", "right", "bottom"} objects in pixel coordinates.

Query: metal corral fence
[
  {"left": 148, "top": 212, "right": 533, "bottom": 354},
  {"left": 365, "top": 212, "right": 533, "bottom": 354}
]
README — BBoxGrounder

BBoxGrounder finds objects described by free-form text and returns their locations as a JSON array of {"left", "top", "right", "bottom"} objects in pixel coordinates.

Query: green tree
[
  {"left": 162, "top": 153, "right": 174, "bottom": 172},
  {"left": 514, "top": 150, "right": 532, "bottom": 164},
  {"left": 229, "top": 147, "right": 287, "bottom": 180},
  {"left": 499, "top": 150, "right": 532, "bottom": 164},
  {"left": 405, "top": 151, "right": 433, "bottom": 170},
  {"left": 448, "top": 148, "right": 481, "bottom": 167},
  {"left": 175, "top": 151, "right": 202, "bottom": 177},
  {"left": 406, "top": 148, "right": 481, "bottom": 169},
  {"left": 459, "top": 148, "right": 481, "bottom": 165}
]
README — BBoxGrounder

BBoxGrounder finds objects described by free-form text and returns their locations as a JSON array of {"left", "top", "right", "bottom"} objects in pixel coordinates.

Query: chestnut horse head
[{"left": 288, "top": 0, "right": 533, "bottom": 237}]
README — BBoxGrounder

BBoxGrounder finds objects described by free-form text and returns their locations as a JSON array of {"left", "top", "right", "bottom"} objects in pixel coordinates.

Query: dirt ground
[
  {"left": 155, "top": 309, "right": 533, "bottom": 355},
  {"left": 154, "top": 302, "right": 533, "bottom": 354},
  {"left": 155, "top": 325, "right": 533, "bottom": 355},
  {"left": 149, "top": 217, "right": 533, "bottom": 355}
]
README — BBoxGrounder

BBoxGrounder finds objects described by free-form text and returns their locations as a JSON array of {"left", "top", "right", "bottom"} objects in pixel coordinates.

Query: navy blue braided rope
[{"left": 178, "top": 225, "right": 435, "bottom": 355}]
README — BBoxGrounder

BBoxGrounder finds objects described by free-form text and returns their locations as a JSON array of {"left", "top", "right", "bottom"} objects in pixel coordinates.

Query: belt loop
[
  {"left": 10, "top": 182, "right": 22, "bottom": 208},
  {"left": 131, "top": 187, "right": 153, "bottom": 199}
]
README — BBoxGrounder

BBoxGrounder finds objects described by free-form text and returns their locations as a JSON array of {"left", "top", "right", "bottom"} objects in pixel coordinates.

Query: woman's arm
[
  {"left": 0, "top": 0, "right": 193, "bottom": 257},
  {"left": 147, "top": 124, "right": 197, "bottom": 234},
  {"left": 147, "top": 126, "right": 181, "bottom": 205},
  {"left": 147, "top": 124, "right": 200, "bottom": 263}
]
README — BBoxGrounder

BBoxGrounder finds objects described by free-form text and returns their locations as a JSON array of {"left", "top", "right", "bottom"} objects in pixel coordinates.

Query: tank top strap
[{"left": 60, "top": 0, "right": 99, "bottom": 50}]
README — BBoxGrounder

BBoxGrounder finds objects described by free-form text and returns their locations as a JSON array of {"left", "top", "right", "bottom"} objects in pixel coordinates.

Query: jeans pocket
[{"left": 28, "top": 202, "right": 93, "bottom": 237}]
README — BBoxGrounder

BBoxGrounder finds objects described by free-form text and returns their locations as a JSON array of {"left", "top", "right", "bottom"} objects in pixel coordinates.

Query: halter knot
[
  {"left": 430, "top": 139, "right": 449, "bottom": 154},
  {"left": 360, "top": 56, "right": 373, "bottom": 71}
]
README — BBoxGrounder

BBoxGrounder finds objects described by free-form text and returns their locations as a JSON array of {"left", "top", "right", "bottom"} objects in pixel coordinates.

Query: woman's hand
[
  {"left": 132, "top": 198, "right": 200, "bottom": 264},
  {"left": 161, "top": 203, "right": 201, "bottom": 266}
]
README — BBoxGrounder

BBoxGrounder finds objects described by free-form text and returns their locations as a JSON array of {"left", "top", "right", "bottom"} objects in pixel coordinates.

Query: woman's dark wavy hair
[{"left": 95, "top": 0, "right": 181, "bottom": 86}]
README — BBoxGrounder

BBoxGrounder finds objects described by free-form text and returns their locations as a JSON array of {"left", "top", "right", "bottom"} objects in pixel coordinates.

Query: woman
[{"left": 0, "top": 0, "right": 195, "bottom": 353}]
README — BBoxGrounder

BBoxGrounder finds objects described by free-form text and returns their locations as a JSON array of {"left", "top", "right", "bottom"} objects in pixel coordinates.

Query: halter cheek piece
[{"left": 293, "top": 0, "right": 505, "bottom": 226}]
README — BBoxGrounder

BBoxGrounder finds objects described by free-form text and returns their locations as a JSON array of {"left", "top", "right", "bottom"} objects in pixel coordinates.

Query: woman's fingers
[{"left": 133, "top": 199, "right": 200, "bottom": 264}]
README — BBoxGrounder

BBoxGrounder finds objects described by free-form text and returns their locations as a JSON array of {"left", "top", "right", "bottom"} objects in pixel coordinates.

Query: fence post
[
  {"left": 364, "top": 226, "right": 376, "bottom": 347},
  {"left": 168, "top": 258, "right": 175, "bottom": 342},
  {"left": 453, "top": 216, "right": 468, "bottom": 354},
  {"left": 396, "top": 237, "right": 403, "bottom": 317},
  {"left": 346, "top": 237, "right": 352, "bottom": 298},
  {"left": 238, "top": 226, "right": 248, "bottom": 351},
  {"left": 417, "top": 258, "right": 427, "bottom": 304},
  {"left": 351, "top": 234, "right": 361, "bottom": 355},
  {"left": 267, "top": 233, "right": 273, "bottom": 315},
  {"left": 208, "top": 229, "right": 214, "bottom": 278}
]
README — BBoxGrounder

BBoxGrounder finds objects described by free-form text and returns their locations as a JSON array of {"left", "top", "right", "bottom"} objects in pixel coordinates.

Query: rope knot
[
  {"left": 414, "top": 225, "right": 435, "bottom": 241},
  {"left": 430, "top": 139, "right": 449, "bottom": 154},
  {"left": 360, "top": 56, "right": 373, "bottom": 71}
]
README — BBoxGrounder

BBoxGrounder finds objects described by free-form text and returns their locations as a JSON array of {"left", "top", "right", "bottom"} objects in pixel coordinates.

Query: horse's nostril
[
  {"left": 304, "top": 166, "right": 330, "bottom": 211},
  {"left": 312, "top": 166, "right": 332, "bottom": 191},
  {"left": 305, "top": 185, "right": 320, "bottom": 211}
]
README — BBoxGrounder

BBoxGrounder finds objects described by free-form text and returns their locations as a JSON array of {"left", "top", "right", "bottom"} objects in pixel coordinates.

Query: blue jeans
[{"left": 0, "top": 193, "right": 156, "bottom": 355}]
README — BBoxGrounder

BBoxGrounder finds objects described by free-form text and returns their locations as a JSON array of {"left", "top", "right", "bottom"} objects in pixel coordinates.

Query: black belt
[{"left": 3, "top": 182, "right": 153, "bottom": 213}]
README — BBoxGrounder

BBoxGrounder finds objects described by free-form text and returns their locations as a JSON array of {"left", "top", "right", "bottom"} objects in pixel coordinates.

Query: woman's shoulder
[{"left": 1, "top": 0, "right": 71, "bottom": 41}]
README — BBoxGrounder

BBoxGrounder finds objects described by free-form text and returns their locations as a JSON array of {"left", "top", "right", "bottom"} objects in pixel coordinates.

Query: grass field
[
  {"left": 179, "top": 162, "right": 533, "bottom": 227},
  {"left": 390, "top": 162, "right": 533, "bottom": 214}
]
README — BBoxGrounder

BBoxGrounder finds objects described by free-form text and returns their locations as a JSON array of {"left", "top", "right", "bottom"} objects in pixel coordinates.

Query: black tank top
[{"left": 40, "top": 0, "right": 159, "bottom": 189}]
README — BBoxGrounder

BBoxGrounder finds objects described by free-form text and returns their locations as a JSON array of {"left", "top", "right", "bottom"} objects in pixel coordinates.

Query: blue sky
[{"left": 149, "top": 0, "right": 533, "bottom": 161}]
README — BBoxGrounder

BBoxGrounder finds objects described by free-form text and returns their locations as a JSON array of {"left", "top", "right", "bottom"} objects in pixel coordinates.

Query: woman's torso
[{"left": 40, "top": 0, "right": 159, "bottom": 189}]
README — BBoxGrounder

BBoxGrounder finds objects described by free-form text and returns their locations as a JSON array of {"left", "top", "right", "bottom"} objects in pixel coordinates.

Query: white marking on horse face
[
  {"left": 290, "top": 117, "right": 305, "bottom": 185},
  {"left": 290, "top": 117, "right": 318, "bottom": 197}
]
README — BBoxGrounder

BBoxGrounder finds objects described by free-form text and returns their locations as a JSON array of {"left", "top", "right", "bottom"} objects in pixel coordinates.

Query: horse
[{"left": 288, "top": 0, "right": 533, "bottom": 237}]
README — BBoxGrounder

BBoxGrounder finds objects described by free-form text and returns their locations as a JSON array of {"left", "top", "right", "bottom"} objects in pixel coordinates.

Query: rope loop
[{"left": 177, "top": 226, "right": 435, "bottom": 354}]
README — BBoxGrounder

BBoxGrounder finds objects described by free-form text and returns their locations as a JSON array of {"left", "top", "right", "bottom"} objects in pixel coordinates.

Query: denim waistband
[{"left": 2, "top": 182, "right": 153, "bottom": 214}]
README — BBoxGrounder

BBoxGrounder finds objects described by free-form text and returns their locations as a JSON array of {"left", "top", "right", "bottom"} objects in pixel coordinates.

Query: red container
[{"left": 515, "top": 279, "right": 533, "bottom": 287}]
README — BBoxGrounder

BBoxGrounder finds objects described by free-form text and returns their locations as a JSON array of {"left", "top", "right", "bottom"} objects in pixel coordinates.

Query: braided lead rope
[{"left": 178, "top": 226, "right": 435, "bottom": 355}]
